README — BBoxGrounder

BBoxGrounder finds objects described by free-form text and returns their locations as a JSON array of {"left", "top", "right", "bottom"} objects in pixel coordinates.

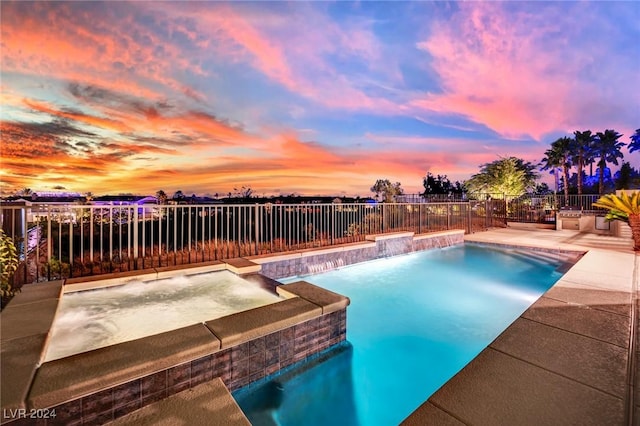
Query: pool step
[
  {"left": 516, "top": 249, "right": 580, "bottom": 263},
  {"left": 508, "top": 249, "right": 582, "bottom": 272}
]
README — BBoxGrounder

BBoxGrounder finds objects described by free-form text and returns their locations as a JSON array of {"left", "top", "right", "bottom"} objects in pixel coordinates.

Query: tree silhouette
[
  {"left": 422, "top": 173, "right": 464, "bottom": 196},
  {"left": 628, "top": 129, "right": 640, "bottom": 153},
  {"left": 17, "top": 188, "right": 33, "bottom": 198},
  {"left": 156, "top": 190, "right": 168, "bottom": 204},
  {"left": 370, "top": 179, "right": 403, "bottom": 202},
  {"left": 571, "top": 130, "right": 595, "bottom": 197},
  {"left": 541, "top": 137, "right": 572, "bottom": 203},
  {"left": 594, "top": 129, "right": 625, "bottom": 195}
]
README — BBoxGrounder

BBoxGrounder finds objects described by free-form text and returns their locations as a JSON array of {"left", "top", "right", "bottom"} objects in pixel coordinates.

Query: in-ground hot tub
[{"left": 45, "top": 270, "right": 283, "bottom": 361}]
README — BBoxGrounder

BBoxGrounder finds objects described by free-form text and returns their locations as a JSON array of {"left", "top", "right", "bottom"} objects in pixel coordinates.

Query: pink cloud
[
  {"left": 411, "top": 2, "right": 638, "bottom": 141},
  {"left": 156, "top": 3, "right": 402, "bottom": 114}
]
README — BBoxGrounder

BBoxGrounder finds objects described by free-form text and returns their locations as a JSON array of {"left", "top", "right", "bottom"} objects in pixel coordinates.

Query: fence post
[
  {"left": 69, "top": 220, "right": 73, "bottom": 271},
  {"left": 133, "top": 207, "right": 139, "bottom": 260},
  {"left": 20, "top": 207, "right": 27, "bottom": 262},
  {"left": 485, "top": 199, "right": 490, "bottom": 229},
  {"left": 109, "top": 207, "right": 113, "bottom": 261},
  {"left": 467, "top": 202, "right": 472, "bottom": 233},
  {"left": 47, "top": 206, "right": 52, "bottom": 262},
  {"left": 331, "top": 204, "right": 335, "bottom": 245},
  {"left": 89, "top": 207, "right": 94, "bottom": 262},
  {"left": 254, "top": 204, "right": 259, "bottom": 256},
  {"left": 188, "top": 206, "right": 192, "bottom": 253}
]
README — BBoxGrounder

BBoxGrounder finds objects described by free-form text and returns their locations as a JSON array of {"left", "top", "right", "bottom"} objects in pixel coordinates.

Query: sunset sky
[{"left": 2, "top": 1, "right": 639, "bottom": 197}]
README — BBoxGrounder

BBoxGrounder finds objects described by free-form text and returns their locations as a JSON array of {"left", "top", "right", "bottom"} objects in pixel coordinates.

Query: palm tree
[
  {"left": 541, "top": 137, "right": 572, "bottom": 205},
  {"left": 628, "top": 129, "right": 640, "bottom": 153},
  {"left": 593, "top": 191, "right": 640, "bottom": 250},
  {"left": 594, "top": 129, "right": 625, "bottom": 195},
  {"left": 17, "top": 187, "right": 33, "bottom": 198},
  {"left": 571, "top": 130, "right": 595, "bottom": 198}
]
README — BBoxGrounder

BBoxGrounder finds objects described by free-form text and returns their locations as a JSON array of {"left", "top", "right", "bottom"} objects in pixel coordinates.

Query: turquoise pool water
[{"left": 233, "top": 244, "right": 565, "bottom": 425}]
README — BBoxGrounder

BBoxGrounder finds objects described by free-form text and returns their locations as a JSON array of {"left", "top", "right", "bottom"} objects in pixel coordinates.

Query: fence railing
[
  {"left": 401, "top": 193, "right": 606, "bottom": 224},
  {"left": 499, "top": 194, "right": 605, "bottom": 224},
  {"left": 0, "top": 194, "right": 607, "bottom": 285},
  {"left": 1, "top": 201, "right": 500, "bottom": 285}
]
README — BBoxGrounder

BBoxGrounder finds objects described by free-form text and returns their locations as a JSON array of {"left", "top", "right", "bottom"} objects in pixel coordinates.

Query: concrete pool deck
[{"left": 404, "top": 228, "right": 638, "bottom": 426}]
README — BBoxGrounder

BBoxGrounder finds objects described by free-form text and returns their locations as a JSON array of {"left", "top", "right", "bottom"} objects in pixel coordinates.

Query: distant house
[
  {"left": 2, "top": 192, "right": 85, "bottom": 233},
  {"left": 31, "top": 191, "right": 83, "bottom": 201},
  {"left": 1, "top": 199, "right": 30, "bottom": 236},
  {"left": 92, "top": 195, "right": 157, "bottom": 205},
  {"left": 89, "top": 195, "right": 160, "bottom": 218},
  {"left": 168, "top": 195, "right": 223, "bottom": 205}
]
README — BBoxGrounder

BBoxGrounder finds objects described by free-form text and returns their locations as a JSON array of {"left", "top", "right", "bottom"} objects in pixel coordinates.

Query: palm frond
[
  {"left": 603, "top": 209, "right": 629, "bottom": 223},
  {"left": 593, "top": 193, "right": 640, "bottom": 216}
]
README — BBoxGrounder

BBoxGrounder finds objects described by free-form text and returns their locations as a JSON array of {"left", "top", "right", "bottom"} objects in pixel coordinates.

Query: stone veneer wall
[
  {"left": 259, "top": 246, "right": 379, "bottom": 279},
  {"left": 413, "top": 232, "right": 463, "bottom": 251},
  {"left": 15, "top": 309, "right": 346, "bottom": 426},
  {"left": 258, "top": 231, "right": 464, "bottom": 280}
]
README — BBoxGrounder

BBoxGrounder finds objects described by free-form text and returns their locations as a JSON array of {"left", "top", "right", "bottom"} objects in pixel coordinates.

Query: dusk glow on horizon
[{"left": 2, "top": 1, "right": 638, "bottom": 197}]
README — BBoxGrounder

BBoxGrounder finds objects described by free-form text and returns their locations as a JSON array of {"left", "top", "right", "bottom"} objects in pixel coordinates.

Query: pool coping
[
  {"left": 62, "top": 260, "right": 256, "bottom": 293},
  {"left": 402, "top": 229, "right": 638, "bottom": 425}
]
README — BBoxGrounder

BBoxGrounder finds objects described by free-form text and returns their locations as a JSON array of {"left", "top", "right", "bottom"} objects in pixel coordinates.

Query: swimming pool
[
  {"left": 233, "top": 243, "right": 566, "bottom": 425},
  {"left": 45, "top": 270, "right": 282, "bottom": 361}
]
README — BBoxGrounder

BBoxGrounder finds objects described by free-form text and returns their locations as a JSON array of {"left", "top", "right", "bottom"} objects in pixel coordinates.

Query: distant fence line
[
  {"left": 401, "top": 192, "right": 603, "bottom": 207},
  {"left": 402, "top": 193, "right": 605, "bottom": 222},
  {"left": 0, "top": 194, "right": 604, "bottom": 285}
]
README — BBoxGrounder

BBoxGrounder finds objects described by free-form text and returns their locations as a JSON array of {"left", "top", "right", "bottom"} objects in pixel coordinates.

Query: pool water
[
  {"left": 45, "top": 271, "right": 282, "bottom": 361},
  {"left": 233, "top": 244, "right": 565, "bottom": 425}
]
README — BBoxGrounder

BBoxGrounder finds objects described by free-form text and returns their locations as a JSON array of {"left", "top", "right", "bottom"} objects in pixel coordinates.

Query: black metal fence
[{"left": 403, "top": 193, "right": 605, "bottom": 224}]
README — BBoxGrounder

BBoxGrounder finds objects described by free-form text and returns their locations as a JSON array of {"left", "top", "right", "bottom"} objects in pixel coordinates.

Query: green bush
[{"left": 0, "top": 230, "right": 19, "bottom": 297}]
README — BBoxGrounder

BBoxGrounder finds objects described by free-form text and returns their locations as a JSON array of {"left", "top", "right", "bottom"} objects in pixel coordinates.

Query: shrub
[{"left": 0, "top": 230, "right": 19, "bottom": 297}]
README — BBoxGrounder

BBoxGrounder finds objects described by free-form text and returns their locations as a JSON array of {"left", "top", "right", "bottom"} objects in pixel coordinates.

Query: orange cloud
[
  {"left": 0, "top": 2, "right": 204, "bottom": 103},
  {"left": 2, "top": 98, "right": 540, "bottom": 197},
  {"left": 24, "top": 99, "right": 131, "bottom": 133}
]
